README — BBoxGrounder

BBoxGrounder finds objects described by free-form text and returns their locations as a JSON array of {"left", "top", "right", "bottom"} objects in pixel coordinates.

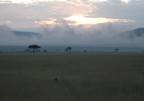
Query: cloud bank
[{"left": 0, "top": 23, "right": 143, "bottom": 47}]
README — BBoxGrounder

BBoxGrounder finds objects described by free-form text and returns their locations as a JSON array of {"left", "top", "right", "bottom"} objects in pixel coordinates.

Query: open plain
[{"left": 0, "top": 53, "right": 144, "bottom": 101}]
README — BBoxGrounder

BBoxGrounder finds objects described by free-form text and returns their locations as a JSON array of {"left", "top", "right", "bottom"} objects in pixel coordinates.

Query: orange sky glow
[{"left": 35, "top": 15, "right": 134, "bottom": 26}]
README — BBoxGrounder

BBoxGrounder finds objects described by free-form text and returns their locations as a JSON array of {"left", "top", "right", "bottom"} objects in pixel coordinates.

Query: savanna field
[{"left": 0, "top": 53, "right": 144, "bottom": 101}]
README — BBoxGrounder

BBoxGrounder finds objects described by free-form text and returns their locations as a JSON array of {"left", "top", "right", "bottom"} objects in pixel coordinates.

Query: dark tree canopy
[
  {"left": 114, "top": 48, "right": 119, "bottom": 53},
  {"left": 65, "top": 47, "right": 72, "bottom": 51},
  {"left": 65, "top": 47, "right": 72, "bottom": 54},
  {"left": 28, "top": 45, "right": 41, "bottom": 49},
  {"left": 28, "top": 45, "right": 41, "bottom": 55}
]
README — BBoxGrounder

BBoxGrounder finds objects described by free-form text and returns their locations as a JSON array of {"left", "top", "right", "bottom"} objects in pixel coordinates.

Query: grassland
[{"left": 0, "top": 53, "right": 144, "bottom": 101}]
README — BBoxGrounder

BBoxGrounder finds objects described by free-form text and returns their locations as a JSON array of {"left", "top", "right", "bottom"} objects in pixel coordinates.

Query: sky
[{"left": 0, "top": 0, "right": 144, "bottom": 46}]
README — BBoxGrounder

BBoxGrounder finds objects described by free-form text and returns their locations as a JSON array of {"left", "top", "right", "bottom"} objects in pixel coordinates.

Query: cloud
[
  {"left": 0, "top": 1, "right": 95, "bottom": 28},
  {"left": 64, "top": 15, "right": 133, "bottom": 25},
  {"left": 0, "top": 0, "right": 108, "bottom": 4},
  {"left": 37, "top": 21, "right": 142, "bottom": 46},
  {"left": 13, "top": 31, "right": 42, "bottom": 39},
  {"left": 0, "top": 23, "right": 143, "bottom": 47},
  {"left": 0, "top": 0, "right": 144, "bottom": 47},
  {"left": 0, "top": 0, "right": 142, "bottom": 29},
  {"left": 90, "top": 0, "right": 144, "bottom": 27},
  {"left": 121, "top": 0, "right": 131, "bottom": 3},
  {"left": 0, "top": 0, "right": 142, "bottom": 5},
  {"left": 120, "top": 28, "right": 144, "bottom": 40},
  {"left": 0, "top": 0, "right": 142, "bottom": 4},
  {"left": 35, "top": 18, "right": 57, "bottom": 25},
  {"left": 34, "top": 15, "right": 133, "bottom": 26}
]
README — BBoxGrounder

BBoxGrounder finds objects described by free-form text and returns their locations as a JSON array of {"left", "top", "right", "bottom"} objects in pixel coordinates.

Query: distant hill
[
  {"left": 13, "top": 31, "right": 42, "bottom": 38},
  {"left": 121, "top": 28, "right": 144, "bottom": 39},
  {"left": 0, "top": 25, "right": 42, "bottom": 39}
]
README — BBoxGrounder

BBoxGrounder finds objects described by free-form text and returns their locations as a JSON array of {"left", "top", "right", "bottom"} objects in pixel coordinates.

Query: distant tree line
[{"left": 25, "top": 45, "right": 73, "bottom": 55}]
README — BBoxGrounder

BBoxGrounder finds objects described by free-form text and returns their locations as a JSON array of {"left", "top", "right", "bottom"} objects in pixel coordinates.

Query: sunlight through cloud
[
  {"left": 35, "top": 19, "right": 57, "bottom": 25},
  {"left": 121, "top": 0, "right": 131, "bottom": 3},
  {"left": 64, "top": 15, "right": 133, "bottom": 25}
]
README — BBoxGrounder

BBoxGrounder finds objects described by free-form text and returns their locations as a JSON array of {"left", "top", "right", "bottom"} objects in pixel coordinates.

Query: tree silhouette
[
  {"left": 28, "top": 45, "right": 41, "bottom": 55},
  {"left": 114, "top": 48, "right": 119, "bottom": 53},
  {"left": 65, "top": 47, "right": 72, "bottom": 54}
]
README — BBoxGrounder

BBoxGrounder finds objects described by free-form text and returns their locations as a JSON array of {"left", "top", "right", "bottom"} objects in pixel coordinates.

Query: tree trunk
[{"left": 32, "top": 49, "right": 35, "bottom": 56}]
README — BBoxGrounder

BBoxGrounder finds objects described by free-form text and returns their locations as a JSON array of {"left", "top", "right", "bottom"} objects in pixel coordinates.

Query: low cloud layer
[
  {"left": 0, "top": 25, "right": 41, "bottom": 45},
  {"left": 120, "top": 28, "right": 144, "bottom": 40},
  {"left": 0, "top": 23, "right": 144, "bottom": 47}
]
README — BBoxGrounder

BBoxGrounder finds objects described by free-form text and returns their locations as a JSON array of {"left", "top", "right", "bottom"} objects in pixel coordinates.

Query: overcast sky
[{"left": 0, "top": 0, "right": 144, "bottom": 46}]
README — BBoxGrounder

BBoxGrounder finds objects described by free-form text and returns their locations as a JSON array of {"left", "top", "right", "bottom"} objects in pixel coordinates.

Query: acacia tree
[
  {"left": 65, "top": 47, "right": 72, "bottom": 54},
  {"left": 28, "top": 45, "right": 41, "bottom": 55},
  {"left": 114, "top": 48, "right": 119, "bottom": 53}
]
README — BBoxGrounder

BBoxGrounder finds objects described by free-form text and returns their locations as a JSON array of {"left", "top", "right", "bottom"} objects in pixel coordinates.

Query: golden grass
[{"left": 0, "top": 54, "right": 144, "bottom": 101}]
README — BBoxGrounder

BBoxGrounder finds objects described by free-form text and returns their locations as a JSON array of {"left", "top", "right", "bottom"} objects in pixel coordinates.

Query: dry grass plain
[{"left": 0, "top": 53, "right": 144, "bottom": 101}]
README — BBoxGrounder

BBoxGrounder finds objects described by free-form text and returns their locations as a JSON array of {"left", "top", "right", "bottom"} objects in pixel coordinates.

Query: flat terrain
[{"left": 0, "top": 53, "right": 144, "bottom": 101}]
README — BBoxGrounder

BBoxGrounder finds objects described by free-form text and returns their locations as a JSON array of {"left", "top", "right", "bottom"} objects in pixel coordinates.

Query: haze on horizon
[{"left": 0, "top": 0, "right": 144, "bottom": 47}]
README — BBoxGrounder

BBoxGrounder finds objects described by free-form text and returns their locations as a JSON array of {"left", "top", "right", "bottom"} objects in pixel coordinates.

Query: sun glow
[
  {"left": 121, "top": 0, "right": 131, "bottom": 3},
  {"left": 64, "top": 15, "right": 133, "bottom": 25},
  {"left": 34, "top": 15, "right": 133, "bottom": 26},
  {"left": 35, "top": 19, "right": 57, "bottom": 25}
]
